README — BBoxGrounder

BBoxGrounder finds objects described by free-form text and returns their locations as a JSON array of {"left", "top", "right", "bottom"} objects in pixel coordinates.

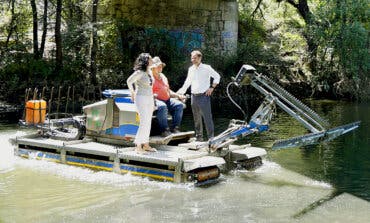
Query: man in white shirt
[{"left": 177, "top": 50, "right": 221, "bottom": 141}]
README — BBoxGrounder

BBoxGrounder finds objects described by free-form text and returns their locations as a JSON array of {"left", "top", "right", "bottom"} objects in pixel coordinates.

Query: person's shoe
[
  {"left": 161, "top": 129, "right": 172, "bottom": 137},
  {"left": 171, "top": 126, "right": 180, "bottom": 134},
  {"left": 196, "top": 136, "right": 204, "bottom": 142},
  {"left": 135, "top": 146, "right": 147, "bottom": 154},
  {"left": 143, "top": 144, "right": 157, "bottom": 152}
]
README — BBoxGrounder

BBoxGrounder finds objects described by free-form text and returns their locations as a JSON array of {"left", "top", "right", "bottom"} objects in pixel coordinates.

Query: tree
[
  {"left": 5, "top": 0, "right": 16, "bottom": 49},
  {"left": 90, "top": 0, "right": 99, "bottom": 85},
  {"left": 55, "top": 0, "right": 63, "bottom": 71},
  {"left": 40, "top": 0, "right": 48, "bottom": 58},
  {"left": 30, "top": 0, "right": 39, "bottom": 59},
  {"left": 312, "top": 0, "right": 369, "bottom": 99},
  {"left": 277, "top": 0, "right": 318, "bottom": 72}
]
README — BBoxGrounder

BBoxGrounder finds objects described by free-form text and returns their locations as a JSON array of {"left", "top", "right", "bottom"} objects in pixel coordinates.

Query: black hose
[{"left": 226, "top": 82, "right": 246, "bottom": 118}]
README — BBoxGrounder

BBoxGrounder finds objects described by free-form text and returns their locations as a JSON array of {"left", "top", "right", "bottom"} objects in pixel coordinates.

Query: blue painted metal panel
[
  {"left": 120, "top": 164, "right": 174, "bottom": 178},
  {"left": 105, "top": 124, "right": 138, "bottom": 136},
  {"left": 18, "top": 148, "right": 61, "bottom": 161},
  {"left": 17, "top": 148, "right": 175, "bottom": 181},
  {"left": 66, "top": 156, "right": 114, "bottom": 169},
  {"left": 114, "top": 97, "right": 133, "bottom": 104},
  {"left": 102, "top": 89, "right": 131, "bottom": 98}
]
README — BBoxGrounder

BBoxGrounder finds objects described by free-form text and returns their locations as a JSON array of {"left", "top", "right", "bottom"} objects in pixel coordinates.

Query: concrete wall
[{"left": 99, "top": 0, "right": 238, "bottom": 54}]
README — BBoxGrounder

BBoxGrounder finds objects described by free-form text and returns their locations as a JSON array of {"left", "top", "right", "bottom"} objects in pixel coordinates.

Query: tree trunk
[
  {"left": 251, "top": 0, "right": 263, "bottom": 18},
  {"left": 40, "top": 0, "right": 48, "bottom": 58},
  {"left": 73, "top": 1, "right": 85, "bottom": 66},
  {"left": 55, "top": 0, "right": 63, "bottom": 72},
  {"left": 5, "top": 0, "right": 16, "bottom": 49},
  {"left": 30, "top": 0, "right": 39, "bottom": 59},
  {"left": 90, "top": 0, "right": 99, "bottom": 85},
  {"left": 280, "top": 0, "right": 318, "bottom": 73}
]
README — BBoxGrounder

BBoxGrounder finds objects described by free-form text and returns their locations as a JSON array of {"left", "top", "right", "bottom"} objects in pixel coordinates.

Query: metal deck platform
[{"left": 11, "top": 133, "right": 267, "bottom": 185}]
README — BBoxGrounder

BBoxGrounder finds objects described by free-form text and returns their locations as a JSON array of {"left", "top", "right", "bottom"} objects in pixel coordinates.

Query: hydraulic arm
[{"left": 209, "top": 65, "right": 360, "bottom": 150}]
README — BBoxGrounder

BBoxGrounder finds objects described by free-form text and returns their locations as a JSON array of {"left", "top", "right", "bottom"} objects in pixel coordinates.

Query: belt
[{"left": 192, "top": 93, "right": 205, "bottom": 96}]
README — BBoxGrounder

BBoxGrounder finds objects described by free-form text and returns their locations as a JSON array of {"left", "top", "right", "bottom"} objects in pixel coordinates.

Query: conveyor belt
[{"left": 252, "top": 74, "right": 329, "bottom": 131}]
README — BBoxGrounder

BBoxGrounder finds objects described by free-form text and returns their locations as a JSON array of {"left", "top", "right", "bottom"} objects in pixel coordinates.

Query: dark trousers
[
  {"left": 155, "top": 98, "right": 184, "bottom": 132},
  {"left": 191, "top": 94, "right": 214, "bottom": 140}
]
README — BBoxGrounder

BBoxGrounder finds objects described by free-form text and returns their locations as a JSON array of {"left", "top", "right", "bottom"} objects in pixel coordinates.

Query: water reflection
[
  {"left": 0, "top": 100, "right": 369, "bottom": 222},
  {"left": 0, "top": 132, "right": 16, "bottom": 173},
  {"left": 246, "top": 100, "right": 370, "bottom": 201}
]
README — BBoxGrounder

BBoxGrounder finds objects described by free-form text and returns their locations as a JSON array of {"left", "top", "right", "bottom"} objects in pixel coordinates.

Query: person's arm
[
  {"left": 177, "top": 70, "right": 192, "bottom": 95},
  {"left": 205, "top": 66, "right": 221, "bottom": 96},
  {"left": 209, "top": 66, "right": 220, "bottom": 87},
  {"left": 161, "top": 73, "right": 185, "bottom": 100},
  {"left": 169, "top": 89, "right": 186, "bottom": 100},
  {"left": 126, "top": 71, "right": 142, "bottom": 101}
]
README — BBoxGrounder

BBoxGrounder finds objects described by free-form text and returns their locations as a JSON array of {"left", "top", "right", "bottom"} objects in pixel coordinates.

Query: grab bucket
[{"left": 25, "top": 100, "right": 47, "bottom": 124}]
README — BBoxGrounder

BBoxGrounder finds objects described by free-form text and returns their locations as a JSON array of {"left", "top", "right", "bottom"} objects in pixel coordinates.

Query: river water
[{"left": 0, "top": 100, "right": 369, "bottom": 222}]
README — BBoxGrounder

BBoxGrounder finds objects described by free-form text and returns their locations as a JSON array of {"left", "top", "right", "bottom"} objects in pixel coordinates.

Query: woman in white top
[{"left": 127, "top": 53, "right": 156, "bottom": 153}]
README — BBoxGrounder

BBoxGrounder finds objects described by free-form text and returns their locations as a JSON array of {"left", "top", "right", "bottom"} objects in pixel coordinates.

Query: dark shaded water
[
  {"left": 210, "top": 100, "right": 370, "bottom": 201},
  {"left": 0, "top": 100, "right": 369, "bottom": 222},
  {"left": 1, "top": 100, "right": 369, "bottom": 202}
]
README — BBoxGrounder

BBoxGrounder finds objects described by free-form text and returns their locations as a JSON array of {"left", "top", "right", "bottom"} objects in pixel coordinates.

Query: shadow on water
[
  {"left": 214, "top": 100, "right": 370, "bottom": 202},
  {"left": 0, "top": 100, "right": 369, "bottom": 222},
  {"left": 292, "top": 190, "right": 343, "bottom": 218},
  {"left": 1, "top": 100, "right": 369, "bottom": 204}
]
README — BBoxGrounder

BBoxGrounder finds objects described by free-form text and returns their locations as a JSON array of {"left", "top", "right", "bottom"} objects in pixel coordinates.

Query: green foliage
[
  {"left": 311, "top": 0, "right": 369, "bottom": 100},
  {"left": 61, "top": 23, "right": 90, "bottom": 82},
  {"left": 0, "top": 0, "right": 368, "bottom": 104},
  {"left": 0, "top": 52, "right": 53, "bottom": 102}
]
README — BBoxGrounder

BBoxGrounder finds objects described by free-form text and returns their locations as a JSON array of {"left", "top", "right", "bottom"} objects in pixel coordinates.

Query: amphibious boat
[{"left": 10, "top": 65, "right": 360, "bottom": 186}]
